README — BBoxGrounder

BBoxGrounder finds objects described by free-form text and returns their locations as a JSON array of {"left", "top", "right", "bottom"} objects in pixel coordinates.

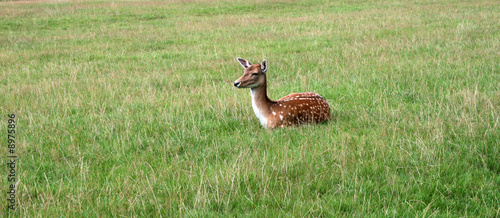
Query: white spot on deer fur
[
  {"left": 279, "top": 115, "right": 283, "bottom": 120},
  {"left": 288, "top": 112, "right": 291, "bottom": 115},
  {"left": 272, "top": 111, "right": 276, "bottom": 116}
]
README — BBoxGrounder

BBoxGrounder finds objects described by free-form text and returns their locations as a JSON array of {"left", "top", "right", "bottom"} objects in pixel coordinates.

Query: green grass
[{"left": 1, "top": 0, "right": 499, "bottom": 216}]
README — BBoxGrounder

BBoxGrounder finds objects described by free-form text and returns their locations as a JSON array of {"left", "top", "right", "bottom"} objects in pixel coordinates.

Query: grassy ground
[{"left": 1, "top": 0, "right": 499, "bottom": 216}]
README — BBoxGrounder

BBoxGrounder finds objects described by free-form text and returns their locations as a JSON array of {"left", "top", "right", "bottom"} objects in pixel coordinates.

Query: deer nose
[{"left": 233, "top": 81, "right": 241, "bottom": 87}]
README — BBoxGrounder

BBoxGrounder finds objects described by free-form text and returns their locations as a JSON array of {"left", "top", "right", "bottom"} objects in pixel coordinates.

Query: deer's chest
[{"left": 251, "top": 90, "right": 268, "bottom": 128}]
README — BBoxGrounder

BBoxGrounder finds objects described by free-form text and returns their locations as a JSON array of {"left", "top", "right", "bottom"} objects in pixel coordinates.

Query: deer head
[{"left": 233, "top": 58, "right": 267, "bottom": 89}]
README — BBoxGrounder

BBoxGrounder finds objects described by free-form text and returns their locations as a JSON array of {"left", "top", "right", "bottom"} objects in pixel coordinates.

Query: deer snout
[{"left": 233, "top": 81, "right": 241, "bottom": 87}]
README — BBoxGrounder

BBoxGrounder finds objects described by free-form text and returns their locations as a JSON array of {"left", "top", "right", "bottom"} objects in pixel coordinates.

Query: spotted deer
[{"left": 233, "top": 58, "right": 330, "bottom": 128}]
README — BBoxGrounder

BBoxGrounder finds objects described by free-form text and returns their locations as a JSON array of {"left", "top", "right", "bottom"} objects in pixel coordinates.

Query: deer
[{"left": 233, "top": 57, "right": 331, "bottom": 128}]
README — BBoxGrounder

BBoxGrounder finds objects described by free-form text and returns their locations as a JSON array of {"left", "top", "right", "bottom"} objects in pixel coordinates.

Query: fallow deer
[{"left": 233, "top": 58, "right": 330, "bottom": 128}]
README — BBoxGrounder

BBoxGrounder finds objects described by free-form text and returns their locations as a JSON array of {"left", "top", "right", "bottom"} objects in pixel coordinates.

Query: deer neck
[{"left": 250, "top": 80, "right": 274, "bottom": 127}]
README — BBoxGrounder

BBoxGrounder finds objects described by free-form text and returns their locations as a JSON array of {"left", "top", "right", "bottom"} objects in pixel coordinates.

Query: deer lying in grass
[{"left": 233, "top": 58, "right": 330, "bottom": 128}]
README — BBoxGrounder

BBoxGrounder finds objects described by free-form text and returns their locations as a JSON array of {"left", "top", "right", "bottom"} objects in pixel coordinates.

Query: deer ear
[
  {"left": 261, "top": 59, "right": 267, "bottom": 73},
  {"left": 237, "top": 57, "right": 251, "bottom": 69}
]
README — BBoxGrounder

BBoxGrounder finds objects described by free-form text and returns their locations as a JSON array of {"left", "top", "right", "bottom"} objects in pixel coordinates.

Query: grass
[{"left": 1, "top": 0, "right": 499, "bottom": 216}]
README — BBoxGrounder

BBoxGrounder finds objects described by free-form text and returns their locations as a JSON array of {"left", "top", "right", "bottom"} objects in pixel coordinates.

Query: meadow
[{"left": 1, "top": 0, "right": 499, "bottom": 216}]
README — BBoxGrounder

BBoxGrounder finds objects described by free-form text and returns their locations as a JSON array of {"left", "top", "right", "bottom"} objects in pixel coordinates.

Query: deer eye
[{"left": 252, "top": 73, "right": 259, "bottom": 76}]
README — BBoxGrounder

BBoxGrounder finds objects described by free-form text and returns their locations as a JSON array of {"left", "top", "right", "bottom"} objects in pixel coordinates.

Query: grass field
[{"left": 1, "top": 0, "right": 499, "bottom": 216}]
